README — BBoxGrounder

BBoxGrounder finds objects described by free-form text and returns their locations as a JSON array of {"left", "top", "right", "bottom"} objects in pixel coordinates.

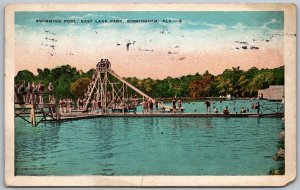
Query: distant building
[{"left": 258, "top": 85, "right": 284, "bottom": 100}]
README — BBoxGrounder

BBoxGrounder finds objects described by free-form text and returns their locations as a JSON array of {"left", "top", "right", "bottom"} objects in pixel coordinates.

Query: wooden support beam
[{"left": 108, "top": 70, "right": 154, "bottom": 102}]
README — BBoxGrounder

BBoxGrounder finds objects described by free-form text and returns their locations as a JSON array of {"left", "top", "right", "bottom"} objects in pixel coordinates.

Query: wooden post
[
  {"left": 143, "top": 96, "right": 144, "bottom": 113},
  {"left": 112, "top": 84, "right": 115, "bottom": 102},
  {"left": 104, "top": 71, "right": 107, "bottom": 113},
  {"left": 97, "top": 77, "right": 100, "bottom": 101},
  {"left": 100, "top": 73, "right": 103, "bottom": 112},
  {"left": 122, "top": 82, "right": 125, "bottom": 113},
  {"left": 29, "top": 99, "right": 36, "bottom": 126},
  {"left": 56, "top": 106, "right": 61, "bottom": 120}
]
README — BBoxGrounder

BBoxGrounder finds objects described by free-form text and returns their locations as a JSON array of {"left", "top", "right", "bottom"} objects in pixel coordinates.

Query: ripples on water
[
  {"left": 15, "top": 114, "right": 283, "bottom": 176},
  {"left": 15, "top": 100, "right": 283, "bottom": 176}
]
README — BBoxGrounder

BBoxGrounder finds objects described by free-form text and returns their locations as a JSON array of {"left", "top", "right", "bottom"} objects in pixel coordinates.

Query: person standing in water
[
  {"left": 256, "top": 101, "right": 260, "bottom": 115},
  {"left": 177, "top": 98, "right": 182, "bottom": 113},
  {"left": 223, "top": 106, "right": 230, "bottom": 115},
  {"left": 149, "top": 100, "right": 154, "bottom": 114},
  {"left": 205, "top": 100, "right": 211, "bottom": 113},
  {"left": 214, "top": 107, "right": 218, "bottom": 113},
  {"left": 172, "top": 97, "right": 176, "bottom": 113},
  {"left": 143, "top": 98, "right": 148, "bottom": 113},
  {"left": 154, "top": 98, "right": 159, "bottom": 113}
]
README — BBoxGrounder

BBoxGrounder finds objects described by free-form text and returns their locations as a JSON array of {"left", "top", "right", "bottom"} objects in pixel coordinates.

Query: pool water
[
  {"left": 136, "top": 99, "right": 283, "bottom": 114},
  {"left": 15, "top": 101, "right": 284, "bottom": 175}
]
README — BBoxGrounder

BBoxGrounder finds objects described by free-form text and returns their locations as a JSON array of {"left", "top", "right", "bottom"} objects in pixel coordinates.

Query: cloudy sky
[{"left": 15, "top": 11, "right": 284, "bottom": 79}]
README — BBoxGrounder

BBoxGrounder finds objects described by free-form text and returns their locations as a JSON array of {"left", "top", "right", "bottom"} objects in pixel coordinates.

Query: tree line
[{"left": 15, "top": 64, "right": 284, "bottom": 100}]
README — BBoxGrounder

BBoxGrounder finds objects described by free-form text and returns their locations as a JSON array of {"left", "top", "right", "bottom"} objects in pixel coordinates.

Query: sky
[{"left": 15, "top": 11, "right": 284, "bottom": 79}]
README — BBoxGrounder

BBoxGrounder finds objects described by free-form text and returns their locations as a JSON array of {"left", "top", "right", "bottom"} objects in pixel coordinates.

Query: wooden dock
[
  {"left": 15, "top": 102, "right": 284, "bottom": 125},
  {"left": 15, "top": 102, "right": 57, "bottom": 126},
  {"left": 55, "top": 112, "right": 284, "bottom": 122}
]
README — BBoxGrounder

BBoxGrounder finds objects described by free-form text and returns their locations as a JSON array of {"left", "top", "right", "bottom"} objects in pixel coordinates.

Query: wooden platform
[
  {"left": 54, "top": 112, "right": 284, "bottom": 122},
  {"left": 15, "top": 102, "right": 57, "bottom": 126}
]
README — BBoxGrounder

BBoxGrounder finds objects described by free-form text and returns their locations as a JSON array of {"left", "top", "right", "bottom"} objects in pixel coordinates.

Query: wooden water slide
[
  {"left": 108, "top": 70, "right": 171, "bottom": 109},
  {"left": 108, "top": 70, "right": 153, "bottom": 100}
]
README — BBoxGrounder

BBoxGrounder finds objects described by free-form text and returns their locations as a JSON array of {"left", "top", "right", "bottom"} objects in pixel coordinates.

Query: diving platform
[
  {"left": 14, "top": 94, "right": 58, "bottom": 126},
  {"left": 82, "top": 58, "right": 172, "bottom": 113}
]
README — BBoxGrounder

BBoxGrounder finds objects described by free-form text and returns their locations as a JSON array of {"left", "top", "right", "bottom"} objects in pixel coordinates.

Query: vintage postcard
[{"left": 5, "top": 3, "right": 296, "bottom": 186}]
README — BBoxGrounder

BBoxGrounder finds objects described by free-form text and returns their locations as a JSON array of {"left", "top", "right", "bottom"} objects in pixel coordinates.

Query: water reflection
[
  {"left": 143, "top": 118, "right": 155, "bottom": 139},
  {"left": 15, "top": 121, "right": 62, "bottom": 175},
  {"left": 92, "top": 118, "right": 115, "bottom": 175},
  {"left": 15, "top": 117, "right": 283, "bottom": 176},
  {"left": 204, "top": 118, "right": 213, "bottom": 130}
]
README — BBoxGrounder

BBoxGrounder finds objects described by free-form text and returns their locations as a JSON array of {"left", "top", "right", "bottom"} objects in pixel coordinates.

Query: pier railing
[{"left": 259, "top": 102, "right": 284, "bottom": 114}]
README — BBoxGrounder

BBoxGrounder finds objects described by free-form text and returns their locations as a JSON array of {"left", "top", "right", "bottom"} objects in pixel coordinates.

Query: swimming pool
[{"left": 15, "top": 101, "right": 284, "bottom": 175}]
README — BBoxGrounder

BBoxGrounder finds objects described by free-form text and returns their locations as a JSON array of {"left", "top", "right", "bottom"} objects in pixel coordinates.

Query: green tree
[
  {"left": 237, "top": 75, "right": 250, "bottom": 97},
  {"left": 154, "top": 81, "right": 170, "bottom": 98},
  {"left": 189, "top": 71, "right": 213, "bottom": 98},
  {"left": 273, "top": 66, "right": 284, "bottom": 85},
  {"left": 142, "top": 78, "right": 156, "bottom": 93},
  {"left": 15, "top": 70, "right": 35, "bottom": 84},
  {"left": 221, "top": 67, "right": 243, "bottom": 96},
  {"left": 215, "top": 76, "right": 234, "bottom": 96},
  {"left": 246, "top": 71, "right": 274, "bottom": 96},
  {"left": 70, "top": 77, "right": 92, "bottom": 98},
  {"left": 15, "top": 64, "right": 284, "bottom": 99},
  {"left": 245, "top": 66, "right": 259, "bottom": 79}
]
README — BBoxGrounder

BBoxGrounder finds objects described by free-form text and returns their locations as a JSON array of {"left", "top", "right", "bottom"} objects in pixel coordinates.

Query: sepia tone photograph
[{"left": 5, "top": 3, "right": 296, "bottom": 186}]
